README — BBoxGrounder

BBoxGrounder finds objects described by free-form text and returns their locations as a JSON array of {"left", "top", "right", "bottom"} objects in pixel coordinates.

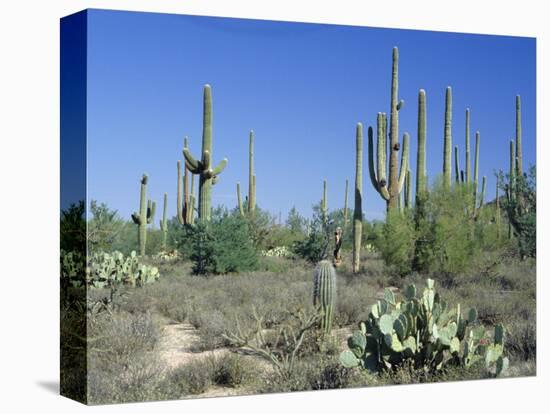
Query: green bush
[
  {"left": 186, "top": 212, "right": 258, "bottom": 275},
  {"left": 375, "top": 209, "right": 415, "bottom": 275}
]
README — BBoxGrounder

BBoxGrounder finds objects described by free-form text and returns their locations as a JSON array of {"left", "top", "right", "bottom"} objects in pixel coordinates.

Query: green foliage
[
  {"left": 88, "top": 200, "right": 125, "bottom": 253},
  {"left": 60, "top": 201, "right": 86, "bottom": 252},
  {"left": 340, "top": 279, "right": 509, "bottom": 377},
  {"left": 186, "top": 210, "right": 258, "bottom": 275},
  {"left": 292, "top": 202, "right": 330, "bottom": 263},
  {"left": 376, "top": 209, "right": 415, "bottom": 275}
]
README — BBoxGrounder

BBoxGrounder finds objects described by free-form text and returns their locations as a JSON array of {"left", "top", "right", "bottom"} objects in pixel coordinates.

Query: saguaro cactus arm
[
  {"left": 396, "top": 133, "right": 410, "bottom": 192},
  {"left": 368, "top": 115, "right": 390, "bottom": 201}
]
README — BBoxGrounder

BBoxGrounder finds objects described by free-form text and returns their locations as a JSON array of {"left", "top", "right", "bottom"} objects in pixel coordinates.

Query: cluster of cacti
[
  {"left": 340, "top": 279, "right": 508, "bottom": 376},
  {"left": 60, "top": 250, "right": 160, "bottom": 288},
  {"left": 352, "top": 123, "right": 363, "bottom": 273},
  {"left": 313, "top": 260, "right": 337, "bottom": 334},
  {"left": 183, "top": 84, "right": 228, "bottom": 223},
  {"left": 177, "top": 137, "right": 196, "bottom": 225},
  {"left": 131, "top": 174, "right": 156, "bottom": 256},
  {"left": 368, "top": 47, "right": 410, "bottom": 211}
]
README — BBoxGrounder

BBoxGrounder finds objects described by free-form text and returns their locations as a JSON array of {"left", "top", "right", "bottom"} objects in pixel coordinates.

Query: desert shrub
[
  {"left": 185, "top": 213, "right": 258, "bottom": 275},
  {"left": 375, "top": 209, "right": 415, "bottom": 275},
  {"left": 87, "top": 311, "right": 165, "bottom": 404},
  {"left": 167, "top": 360, "right": 213, "bottom": 395},
  {"left": 207, "top": 353, "right": 258, "bottom": 387},
  {"left": 87, "top": 201, "right": 126, "bottom": 253},
  {"left": 60, "top": 201, "right": 86, "bottom": 252},
  {"left": 292, "top": 202, "right": 331, "bottom": 263}
]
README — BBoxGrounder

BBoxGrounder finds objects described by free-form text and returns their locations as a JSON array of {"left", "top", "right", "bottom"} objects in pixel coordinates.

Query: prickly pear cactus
[
  {"left": 313, "top": 260, "right": 337, "bottom": 334},
  {"left": 340, "top": 278, "right": 508, "bottom": 377}
]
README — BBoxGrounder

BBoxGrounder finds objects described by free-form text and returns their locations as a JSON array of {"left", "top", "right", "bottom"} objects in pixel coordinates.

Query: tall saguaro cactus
[
  {"left": 248, "top": 130, "right": 256, "bottom": 215},
  {"left": 416, "top": 89, "right": 427, "bottom": 201},
  {"left": 236, "top": 182, "right": 244, "bottom": 216},
  {"left": 353, "top": 123, "right": 363, "bottom": 274},
  {"left": 313, "top": 260, "right": 337, "bottom": 334},
  {"left": 404, "top": 169, "right": 412, "bottom": 209},
  {"left": 508, "top": 140, "right": 516, "bottom": 239},
  {"left": 443, "top": 87, "right": 453, "bottom": 189},
  {"left": 515, "top": 95, "right": 523, "bottom": 176},
  {"left": 454, "top": 146, "right": 461, "bottom": 184},
  {"left": 183, "top": 85, "right": 228, "bottom": 223},
  {"left": 369, "top": 47, "right": 409, "bottom": 210},
  {"left": 160, "top": 193, "right": 168, "bottom": 250},
  {"left": 131, "top": 174, "right": 156, "bottom": 256},
  {"left": 465, "top": 108, "right": 471, "bottom": 183}
]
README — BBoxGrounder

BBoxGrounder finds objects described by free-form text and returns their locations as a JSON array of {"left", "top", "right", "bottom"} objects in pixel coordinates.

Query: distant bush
[
  {"left": 375, "top": 209, "right": 415, "bottom": 275},
  {"left": 184, "top": 211, "right": 258, "bottom": 275}
]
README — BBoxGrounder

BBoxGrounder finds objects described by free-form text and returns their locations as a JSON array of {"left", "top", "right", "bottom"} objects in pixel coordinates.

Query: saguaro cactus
[
  {"left": 236, "top": 182, "right": 244, "bottom": 216},
  {"left": 443, "top": 86, "right": 453, "bottom": 189},
  {"left": 508, "top": 140, "right": 516, "bottom": 239},
  {"left": 183, "top": 85, "right": 228, "bottom": 222},
  {"left": 177, "top": 138, "right": 196, "bottom": 225},
  {"left": 313, "top": 260, "right": 337, "bottom": 334},
  {"left": 465, "top": 108, "right": 471, "bottom": 183},
  {"left": 160, "top": 193, "right": 168, "bottom": 250},
  {"left": 248, "top": 130, "right": 256, "bottom": 215},
  {"left": 131, "top": 174, "right": 156, "bottom": 256},
  {"left": 496, "top": 176, "right": 501, "bottom": 239},
  {"left": 322, "top": 179, "right": 328, "bottom": 224},
  {"left": 473, "top": 131, "right": 480, "bottom": 203},
  {"left": 516, "top": 95, "right": 523, "bottom": 176},
  {"left": 369, "top": 47, "right": 410, "bottom": 210},
  {"left": 416, "top": 89, "right": 427, "bottom": 201},
  {"left": 454, "top": 146, "right": 461, "bottom": 184},
  {"left": 353, "top": 123, "right": 363, "bottom": 273},
  {"left": 404, "top": 169, "right": 412, "bottom": 209}
]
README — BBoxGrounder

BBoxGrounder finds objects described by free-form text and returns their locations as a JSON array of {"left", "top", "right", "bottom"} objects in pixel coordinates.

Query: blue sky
[{"left": 85, "top": 9, "right": 536, "bottom": 222}]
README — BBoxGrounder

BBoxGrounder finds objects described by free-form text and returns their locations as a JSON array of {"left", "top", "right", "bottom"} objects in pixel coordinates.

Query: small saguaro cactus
[
  {"left": 416, "top": 89, "right": 427, "bottom": 203},
  {"left": 183, "top": 84, "right": 228, "bottom": 223},
  {"left": 369, "top": 47, "right": 410, "bottom": 211},
  {"left": 177, "top": 138, "right": 196, "bottom": 225},
  {"left": 515, "top": 95, "right": 523, "bottom": 176},
  {"left": 160, "top": 193, "right": 168, "bottom": 250},
  {"left": 353, "top": 123, "right": 363, "bottom": 274},
  {"left": 236, "top": 182, "right": 245, "bottom": 216},
  {"left": 443, "top": 86, "right": 453, "bottom": 189},
  {"left": 131, "top": 174, "right": 156, "bottom": 256},
  {"left": 313, "top": 260, "right": 337, "bottom": 334},
  {"left": 248, "top": 130, "right": 256, "bottom": 215}
]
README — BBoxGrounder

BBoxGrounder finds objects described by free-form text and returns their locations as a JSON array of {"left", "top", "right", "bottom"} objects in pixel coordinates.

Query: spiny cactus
[
  {"left": 131, "top": 174, "right": 156, "bottom": 256},
  {"left": 183, "top": 84, "right": 228, "bottom": 223},
  {"left": 322, "top": 179, "right": 328, "bottom": 225},
  {"left": 473, "top": 131, "right": 481, "bottom": 205},
  {"left": 177, "top": 137, "right": 196, "bottom": 225},
  {"left": 160, "top": 193, "right": 168, "bottom": 250},
  {"left": 416, "top": 89, "right": 427, "bottom": 202},
  {"left": 465, "top": 108, "right": 471, "bottom": 183},
  {"left": 248, "top": 130, "right": 256, "bottom": 215},
  {"left": 454, "top": 145, "right": 461, "bottom": 184},
  {"left": 340, "top": 279, "right": 508, "bottom": 377},
  {"left": 404, "top": 169, "right": 412, "bottom": 209},
  {"left": 313, "top": 260, "right": 337, "bottom": 334},
  {"left": 443, "top": 87, "right": 453, "bottom": 189},
  {"left": 236, "top": 182, "right": 244, "bottom": 216},
  {"left": 516, "top": 95, "right": 522, "bottom": 176},
  {"left": 353, "top": 123, "right": 363, "bottom": 273},
  {"left": 369, "top": 47, "right": 410, "bottom": 210}
]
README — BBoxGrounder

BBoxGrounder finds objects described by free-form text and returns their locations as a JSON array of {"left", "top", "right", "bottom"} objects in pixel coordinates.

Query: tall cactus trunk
[
  {"left": 236, "top": 182, "right": 244, "bottom": 216},
  {"left": 160, "top": 193, "right": 168, "bottom": 250},
  {"left": 465, "top": 108, "right": 471, "bottom": 184},
  {"left": 454, "top": 146, "right": 461, "bottom": 184},
  {"left": 516, "top": 95, "right": 522, "bottom": 176},
  {"left": 183, "top": 85, "right": 228, "bottom": 223},
  {"left": 443, "top": 87, "right": 453, "bottom": 189},
  {"left": 416, "top": 89, "right": 427, "bottom": 202},
  {"left": 353, "top": 123, "right": 363, "bottom": 274},
  {"left": 322, "top": 179, "right": 328, "bottom": 225},
  {"left": 473, "top": 131, "right": 480, "bottom": 205},
  {"left": 248, "top": 130, "right": 256, "bottom": 215},
  {"left": 131, "top": 174, "right": 156, "bottom": 256},
  {"left": 404, "top": 169, "right": 412, "bottom": 209}
]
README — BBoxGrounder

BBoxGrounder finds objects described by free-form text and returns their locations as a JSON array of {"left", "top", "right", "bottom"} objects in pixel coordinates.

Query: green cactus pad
[
  {"left": 379, "top": 314, "right": 394, "bottom": 335},
  {"left": 384, "top": 288, "right": 396, "bottom": 305},
  {"left": 340, "top": 350, "right": 361, "bottom": 368},
  {"left": 494, "top": 324, "right": 505, "bottom": 345}
]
